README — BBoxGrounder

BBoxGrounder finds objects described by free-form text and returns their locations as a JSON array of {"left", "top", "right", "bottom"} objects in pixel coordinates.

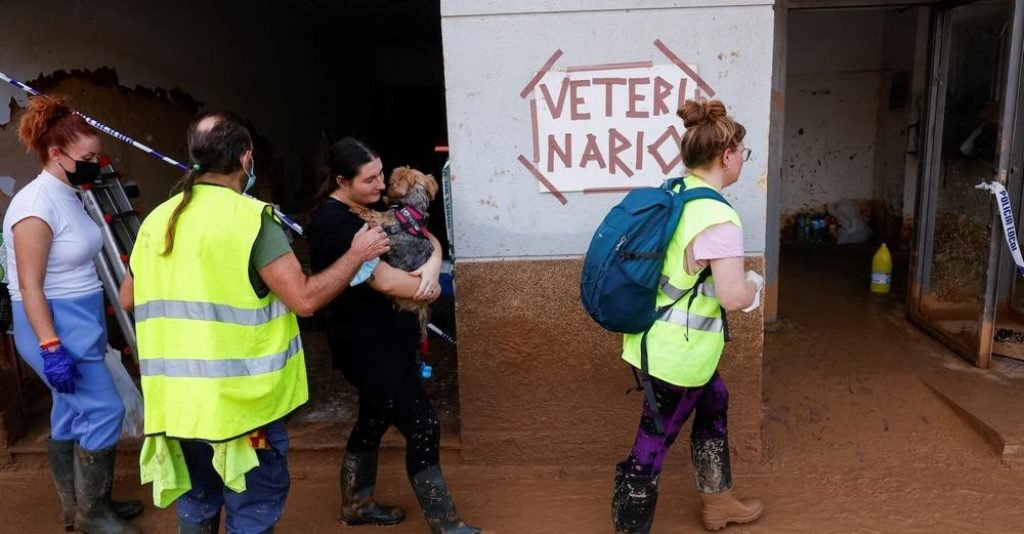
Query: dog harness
[{"left": 393, "top": 204, "right": 430, "bottom": 239}]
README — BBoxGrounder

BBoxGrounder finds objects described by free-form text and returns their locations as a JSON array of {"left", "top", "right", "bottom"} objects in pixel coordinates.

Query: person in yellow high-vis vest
[
  {"left": 612, "top": 100, "right": 766, "bottom": 534},
  {"left": 119, "top": 112, "right": 390, "bottom": 534}
]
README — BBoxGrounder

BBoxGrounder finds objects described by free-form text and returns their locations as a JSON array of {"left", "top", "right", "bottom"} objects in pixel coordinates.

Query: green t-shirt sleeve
[
  {"left": 249, "top": 209, "right": 293, "bottom": 296},
  {"left": 252, "top": 210, "right": 293, "bottom": 269}
]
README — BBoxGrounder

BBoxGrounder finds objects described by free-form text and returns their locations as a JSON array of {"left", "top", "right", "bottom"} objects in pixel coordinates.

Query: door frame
[
  {"left": 765, "top": 0, "right": 942, "bottom": 323},
  {"left": 907, "top": 0, "right": 1024, "bottom": 368}
]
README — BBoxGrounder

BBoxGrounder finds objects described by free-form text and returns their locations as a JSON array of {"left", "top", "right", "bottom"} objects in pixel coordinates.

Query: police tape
[
  {"left": 976, "top": 181, "right": 1024, "bottom": 274},
  {"left": 0, "top": 69, "right": 304, "bottom": 235}
]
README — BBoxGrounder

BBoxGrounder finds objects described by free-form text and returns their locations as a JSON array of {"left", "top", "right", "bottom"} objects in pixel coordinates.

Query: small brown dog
[{"left": 351, "top": 166, "right": 439, "bottom": 338}]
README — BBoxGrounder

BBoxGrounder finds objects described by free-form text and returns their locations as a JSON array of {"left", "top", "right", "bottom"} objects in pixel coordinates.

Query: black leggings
[{"left": 341, "top": 356, "right": 440, "bottom": 477}]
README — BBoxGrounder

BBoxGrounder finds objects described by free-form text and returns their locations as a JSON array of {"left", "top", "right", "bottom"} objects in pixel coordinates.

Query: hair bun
[
  {"left": 26, "top": 95, "right": 71, "bottom": 122},
  {"left": 676, "top": 99, "right": 727, "bottom": 129}
]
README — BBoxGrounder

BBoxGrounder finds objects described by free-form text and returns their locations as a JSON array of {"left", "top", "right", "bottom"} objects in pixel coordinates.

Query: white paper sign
[{"left": 530, "top": 64, "right": 703, "bottom": 193}]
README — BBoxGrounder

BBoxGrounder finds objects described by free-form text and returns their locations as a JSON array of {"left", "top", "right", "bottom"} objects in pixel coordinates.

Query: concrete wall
[
  {"left": 0, "top": 73, "right": 197, "bottom": 216},
  {"left": 442, "top": 0, "right": 773, "bottom": 465},
  {"left": 0, "top": 1, "right": 319, "bottom": 210},
  {"left": 783, "top": 10, "right": 886, "bottom": 215},
  {"left": 871, "top": 8, "right": 927, "bottom": 245},
  {"left": 782, "top": 7, "right": 926, "bottom": 246},
  {"left": 443, "top": 1, "right": 773, "bottom": 258},
  {"left": 0, "top": 1, "right": 447, "bottom": 213}
]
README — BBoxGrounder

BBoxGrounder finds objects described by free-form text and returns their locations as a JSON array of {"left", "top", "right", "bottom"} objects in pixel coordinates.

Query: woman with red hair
[{"left": 3, "top": 96, "right": 142, "bottom": 533}]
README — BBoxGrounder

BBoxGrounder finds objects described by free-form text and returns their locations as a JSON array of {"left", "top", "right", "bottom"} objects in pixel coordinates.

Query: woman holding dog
[
  {"left": 611, "top": 99, "right": 764, "bottom": 533},
  {"left": 307, "top": 137, "right": 485, "bottom": 534}
]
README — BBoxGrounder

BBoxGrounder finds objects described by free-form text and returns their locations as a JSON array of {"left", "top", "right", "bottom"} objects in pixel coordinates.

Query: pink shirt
[{"left": 686, "top": 222, "right": 743, "bottom": 274}]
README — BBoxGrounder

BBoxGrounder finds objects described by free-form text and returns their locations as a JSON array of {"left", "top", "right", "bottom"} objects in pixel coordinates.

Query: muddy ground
[{"left": 2, "top": 244, "right": 1024, "bottom": 533}]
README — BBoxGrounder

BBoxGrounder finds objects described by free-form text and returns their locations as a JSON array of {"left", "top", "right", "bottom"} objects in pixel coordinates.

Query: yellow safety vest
[
  {"left": 131, "top": 185, "right": 308, "bottom": 441},
  {"left": 622, "top": 175, "right": 741, "bottom": 387}
]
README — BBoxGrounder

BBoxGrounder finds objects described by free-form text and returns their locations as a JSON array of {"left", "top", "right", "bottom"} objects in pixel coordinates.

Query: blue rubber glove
[{"left": 40, "top": 345, "right": 81, "bottom": 394}]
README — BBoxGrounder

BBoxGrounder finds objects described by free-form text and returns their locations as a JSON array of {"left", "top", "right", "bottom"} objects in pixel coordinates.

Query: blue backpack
[{"left": 580, "top": 177, "right": 731, "bottom": 334}]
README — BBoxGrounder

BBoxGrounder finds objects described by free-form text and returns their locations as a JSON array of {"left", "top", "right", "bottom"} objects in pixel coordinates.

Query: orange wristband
[{"left": 39, "top": 338, "right": 61, "bottom": 349}]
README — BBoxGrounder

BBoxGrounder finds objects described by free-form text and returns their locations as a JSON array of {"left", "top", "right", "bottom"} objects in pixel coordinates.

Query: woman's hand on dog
[
  {"left": 411, "top": 261, "right": 442, "bottom": 303},
  {"left": 411, "top": 233, "right": 444, "bottom": 303},
  {"left": 351, "top": 223, "right": 390, "bottom": 262}
]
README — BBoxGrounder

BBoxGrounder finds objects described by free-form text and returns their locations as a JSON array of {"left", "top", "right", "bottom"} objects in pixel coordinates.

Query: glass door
[{"left": 909, "top": 0, "right": 1024, "bottom": 367}]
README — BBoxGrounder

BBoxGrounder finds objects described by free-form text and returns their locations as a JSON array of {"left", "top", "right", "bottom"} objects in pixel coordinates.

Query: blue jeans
[
  {"left": 11, "top": 291, "right": 124, "bottom": 450},
  {"left": 176, "top": 419, "right": 290, "bottom": 534}
]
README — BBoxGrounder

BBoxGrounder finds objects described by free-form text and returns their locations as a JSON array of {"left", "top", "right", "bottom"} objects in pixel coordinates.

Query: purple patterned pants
[{"left": 624, "top": 371, "right": 729, "bottom": 478}]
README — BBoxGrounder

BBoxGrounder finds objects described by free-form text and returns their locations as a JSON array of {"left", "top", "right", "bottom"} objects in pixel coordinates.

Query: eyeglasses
[{"left": 741, "top": 148, "right": 752, "bottom": 162}]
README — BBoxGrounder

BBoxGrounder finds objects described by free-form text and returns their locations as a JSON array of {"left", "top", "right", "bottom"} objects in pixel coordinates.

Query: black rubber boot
[
  {"left": 48, "top": 439, "right": 79, "bottom": 531},
  {"left": 49, "top": 440, "right": 142, "bottom": 531},
  {"left": 409, "top": 465, "right": 483, "bottom": 534},
  {"left": 73, "top": 445, "right": 141, "bottom": 534},
  {"left": 340, "top": 450, "right": 406, "bottom": 526},
  {"left": 177, "top": 514, "right": 220, "bottom": 534},
  {"left": 611, "top": 461, "right": 660, "bottom": 534}
]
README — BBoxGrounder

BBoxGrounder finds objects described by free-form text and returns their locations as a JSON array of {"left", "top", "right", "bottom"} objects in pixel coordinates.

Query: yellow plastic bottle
[{"left": 871, "top": 243, "right": 892, "bottom": 294}]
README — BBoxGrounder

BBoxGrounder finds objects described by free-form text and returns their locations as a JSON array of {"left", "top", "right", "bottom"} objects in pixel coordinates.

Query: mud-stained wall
[
  {"left": 0, "top": 70, "right": 197, "bottom": 216},
  {"left": 456, "top": 257, "right": 764, "bottom": 466},
  {"left": 783, "top": 10, "right": 886, "bottom": 215},
  {"left": 440, "top": 0, "right": 774, "bottom": 258},
  {"left": 0, "top": 338, "right": 25, "bottom": 463},
  {"left": 782, "top": 8, "right": 927, "bottom": 246},
  {"left": 0, "top": 1, "right": 321, "bottom": 211},
  {"left": 0, "top": 1, "right": 445, "bottom": 214}
]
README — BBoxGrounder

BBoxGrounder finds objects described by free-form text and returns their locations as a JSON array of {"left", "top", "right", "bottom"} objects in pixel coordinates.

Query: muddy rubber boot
[
  {"left": 178, "top": 515, "right": 219, "bottom": 534},
  {"left": 692, "top": 438, "right": 762, "bottom": 531},
  {"left": 48, "top": 439, "right": 80, "bottom": 531},
  {"left": 611, "top": 461, "right": 660, "bottom": 534},
  {"left": 73, "top": 445, "right": 141, "bottom": 534},
  {"left": 50, "top": 440, "right": 142, "bottom": 531},
  {"left": 340, "top": 450, "right": 406, "bottom": 526},
  {"left": 409, "top": 465, "right": 485, "bottom": 534}
]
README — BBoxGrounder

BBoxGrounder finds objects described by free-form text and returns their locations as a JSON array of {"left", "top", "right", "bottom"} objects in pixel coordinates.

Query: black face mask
[{"left": 58, "top": 152, "right": 101, "bottom": 186}]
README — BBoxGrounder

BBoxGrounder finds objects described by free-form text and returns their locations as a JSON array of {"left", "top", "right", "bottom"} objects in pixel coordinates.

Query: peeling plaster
[
  {"left": 0, "top": 67, "right": 200, "bottom": 127},
  {"left": 0, "top": 176, "right": 14, "bottom": 197}
]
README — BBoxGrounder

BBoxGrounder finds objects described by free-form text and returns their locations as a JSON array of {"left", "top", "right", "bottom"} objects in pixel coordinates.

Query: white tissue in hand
[{"left": 742, "top": 270, "right": 763, "bottom": 312}]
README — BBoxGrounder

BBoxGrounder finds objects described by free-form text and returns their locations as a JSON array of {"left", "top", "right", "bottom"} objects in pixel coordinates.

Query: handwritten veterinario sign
[{"left": 518, "top": 43, "right": 715, "bottom": 201}]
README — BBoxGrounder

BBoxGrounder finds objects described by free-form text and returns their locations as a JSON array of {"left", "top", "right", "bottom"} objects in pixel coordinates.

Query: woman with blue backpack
[{"left": 611, "top": 99, "right": 765, "bottom": 533}]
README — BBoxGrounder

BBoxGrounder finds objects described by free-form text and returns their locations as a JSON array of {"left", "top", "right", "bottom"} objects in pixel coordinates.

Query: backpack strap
[
  {"left": 662, "top": 176, "right": 686, "bottom": 192},
  {"left": 631, "top": 180, "right": 733, "bottom": 436},
  {"left": 636, "top": 266, "right": 713, "bottom": 435},
  {"left": 676, "top": 185, "right": 732, "bottom": 208}
]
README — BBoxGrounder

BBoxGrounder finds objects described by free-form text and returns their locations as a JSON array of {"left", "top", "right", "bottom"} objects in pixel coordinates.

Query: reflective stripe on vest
[
  {"left": 131, "top": 186, "right": 308, "bottom": 441},
  {"left": 140, "top": 334, "right": 302, "bottom": 378},
  {"left": 135, "top": 299, "right": 291, "bottom": 326},
  {"left": 659, "top": 275, "right": 716, "bottom": 300},
  {"left": 657, "top": 308, "right": 724, "bottom": 333},
  {"left": 622, "top": 175, "right": 741, "bottom": 387}
]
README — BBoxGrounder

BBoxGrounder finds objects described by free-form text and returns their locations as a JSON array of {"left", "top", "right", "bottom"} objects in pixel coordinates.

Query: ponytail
[
  {"left": 161, "top": 111, "right": 251, "bottom": 255},
  {"left": 162, "top": 169, "right": 199, "bottom": 255}
]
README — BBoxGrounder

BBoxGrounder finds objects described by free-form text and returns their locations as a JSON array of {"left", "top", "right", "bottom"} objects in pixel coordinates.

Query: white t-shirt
[{"left": 3, "top": 170, "right": 102, "bottom": 300}]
